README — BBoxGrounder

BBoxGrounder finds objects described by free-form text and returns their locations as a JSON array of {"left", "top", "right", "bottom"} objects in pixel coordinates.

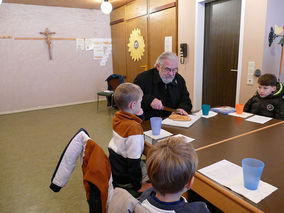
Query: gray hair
[{"left": 154, "top": 52, "right": 178, "bottom": 67}]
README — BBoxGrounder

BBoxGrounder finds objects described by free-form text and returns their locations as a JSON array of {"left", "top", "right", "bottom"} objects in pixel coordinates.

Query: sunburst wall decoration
[{"left": 128, "top": 28, "right": 145, "bottom": 62}]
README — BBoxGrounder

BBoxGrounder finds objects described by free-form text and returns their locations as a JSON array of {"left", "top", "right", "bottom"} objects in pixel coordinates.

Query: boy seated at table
[
  {"left": 244, "top": 73, "right": 284, "bottom": 120},
  {"left": 108, "top": 83, "right": 152, "bottom": 197},
  {"left": 139, "top": 137, "right": 210, "bottom": 213}
]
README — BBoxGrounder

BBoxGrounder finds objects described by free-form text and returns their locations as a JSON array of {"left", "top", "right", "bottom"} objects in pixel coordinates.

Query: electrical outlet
[{"left": 247, "top": 74, "right": 253, "bottom": 85}]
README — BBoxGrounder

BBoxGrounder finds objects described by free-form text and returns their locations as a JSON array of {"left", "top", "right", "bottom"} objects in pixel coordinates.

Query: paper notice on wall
[
  {"left": 164, "top": 36, "right": 172, "bottom": 52},
  {"left": 90, "top": 38, "right": 112, "bottom": 66},
  {"left": 85, "top": 39, "right": 94, "bottom": 50},
  {"left": 76, "top": 38, "right": 85, "bottom": 50},
  {"left": 80, "top": 38, "right": 112, "bottom": 66}
]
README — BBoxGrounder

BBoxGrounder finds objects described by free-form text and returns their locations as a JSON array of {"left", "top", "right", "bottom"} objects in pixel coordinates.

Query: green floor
[{"left": 0, "top": 101, "right": 116, "bottom": 213}]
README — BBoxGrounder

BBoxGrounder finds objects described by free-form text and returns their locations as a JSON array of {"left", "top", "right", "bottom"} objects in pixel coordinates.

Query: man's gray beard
[{"left": 161, "top": 77, "right": 174, "bottom": 84}]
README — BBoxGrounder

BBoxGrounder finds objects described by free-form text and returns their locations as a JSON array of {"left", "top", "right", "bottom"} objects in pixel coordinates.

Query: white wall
[
  {"left": 262, "top": 0, "right": 284, "bottom": 82},
  {"left": 0, "top": 3, "right": 113, "bottom": 114}
]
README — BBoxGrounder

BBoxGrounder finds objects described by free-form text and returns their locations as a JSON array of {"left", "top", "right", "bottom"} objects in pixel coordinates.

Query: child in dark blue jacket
[{"left": 139, "top": 137, "right": 210, "bottom": 213}]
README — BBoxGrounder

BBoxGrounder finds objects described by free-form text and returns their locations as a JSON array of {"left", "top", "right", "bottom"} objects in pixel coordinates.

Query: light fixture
[{"left": 101, "top": 0, "right": 112, "bottom": 15}]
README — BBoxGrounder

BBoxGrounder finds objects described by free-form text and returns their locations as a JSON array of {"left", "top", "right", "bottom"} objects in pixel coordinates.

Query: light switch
[{"left": 247, "top": 61, "right": 255, "bottom": 85}]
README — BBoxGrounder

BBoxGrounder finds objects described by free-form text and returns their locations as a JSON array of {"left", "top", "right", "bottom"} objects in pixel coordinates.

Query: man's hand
[
  {"left": 150, "top": 98, "right": 163, "bottom": 110},
  {"left": 175, "top": 108, "right": 189, "bottom": 115}
]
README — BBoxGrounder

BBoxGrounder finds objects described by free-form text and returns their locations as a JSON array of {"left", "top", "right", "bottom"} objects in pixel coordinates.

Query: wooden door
[
  {"left": 148, "top": 7, "right": 177, "bottom": 68},
  {"left": 111, "top": 22, "right": 127, "bottom": 77},
  {"left": 126, "top": 16, "right": 148, "bottom": 82},
  {"left": 202, "top": 0, "right": 241, "bottom": 107}
]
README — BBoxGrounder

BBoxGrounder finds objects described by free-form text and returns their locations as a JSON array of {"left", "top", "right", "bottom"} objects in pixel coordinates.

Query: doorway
[
  {"left": 202, "top": 0, "right": 242, "bottom": 107},
  {"left": 194, "top": 0, "right": 245, "bottom": 110}
]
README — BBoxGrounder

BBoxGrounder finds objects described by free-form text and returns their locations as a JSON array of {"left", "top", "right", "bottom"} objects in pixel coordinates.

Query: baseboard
[{"left": 0, "top": 98, "right": 106, "bottom": 115}]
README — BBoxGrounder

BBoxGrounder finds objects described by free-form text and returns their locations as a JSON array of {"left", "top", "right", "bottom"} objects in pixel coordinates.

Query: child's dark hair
[{"left": 258, "top": 74, "right": 277, "bottom": 86}]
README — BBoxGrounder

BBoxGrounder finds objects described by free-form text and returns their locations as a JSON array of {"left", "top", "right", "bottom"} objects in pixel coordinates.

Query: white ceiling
[{"left": 2, "top": 0, "right": 128, "bottom": 10}]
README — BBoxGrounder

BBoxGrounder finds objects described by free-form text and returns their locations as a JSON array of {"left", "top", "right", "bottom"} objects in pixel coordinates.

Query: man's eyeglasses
[{"left": 163, "top": 67, "right": 178, "bottom": 73}]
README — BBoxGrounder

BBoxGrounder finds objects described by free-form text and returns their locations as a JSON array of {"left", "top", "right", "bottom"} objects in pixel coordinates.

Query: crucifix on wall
[
  {"left": 14, "top": 30, "right": 76, "bottom": 60},
  {"left": 40, "top": 28, "right": 56, "bottom": 60}
]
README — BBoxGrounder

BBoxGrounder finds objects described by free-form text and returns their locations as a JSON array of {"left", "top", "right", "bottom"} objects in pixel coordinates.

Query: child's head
[
  {"left": 146, "top": 137, "right": 198, "bottom": 195},
  {"left": 257, "top": 74, "right": 277, "bottom": 98},
  {"left": 114, "top": 83, "right": 143, "bottom": 114}
]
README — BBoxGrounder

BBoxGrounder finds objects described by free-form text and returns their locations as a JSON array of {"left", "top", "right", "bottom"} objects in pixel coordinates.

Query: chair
[
  {"left": 97, "top": 74, "right": 124, "bottom": 111},
  {"left": 107, "top": 188, "right": 150, "bottom": 213},
  {"left": 50, "top": 128, "right": 113, "bottom": 213}
]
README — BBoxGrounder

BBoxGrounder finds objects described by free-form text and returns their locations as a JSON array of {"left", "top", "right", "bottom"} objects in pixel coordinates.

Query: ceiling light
[{"left": 101, "top": 0, "right": 112, "bottom": 15}]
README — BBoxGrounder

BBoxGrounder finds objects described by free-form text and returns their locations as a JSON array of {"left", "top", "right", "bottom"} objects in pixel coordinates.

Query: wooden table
[
  {"left": 193, "top": 122, "right": 284, "bottom": 213},
  {"left": 142, "top": 114, "right": 283, "bottom": 212},
  {"left": 142, "top": 113, "right": 282, "bottom": 149}
]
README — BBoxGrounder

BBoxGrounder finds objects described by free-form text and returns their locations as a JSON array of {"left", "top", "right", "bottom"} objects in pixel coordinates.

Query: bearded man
[{"left": 134, "top": 52, "right": 192, "bottom": 120}]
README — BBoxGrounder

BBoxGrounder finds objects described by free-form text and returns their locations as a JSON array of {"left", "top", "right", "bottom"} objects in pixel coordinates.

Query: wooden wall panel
[
  {"left": 111, "top": 0, "right": 177, "bottom": 82},
  {"left": 126, "top": 16, "right": 148, "bottom": 82},
  {"left": 148, "top": 7, "right": 177, "bottom": 67},
  {"left": 110, "top": 6, "right": 125, "bottom": 23},
  {"left": 125, "top": 0, "right": 147, "bottom": 20},
  {"left": 149, "top": 0, "right": 176, "bottom": 12},
  {"left": 111, "top": 22, "right": 127, "bottom": 78}
]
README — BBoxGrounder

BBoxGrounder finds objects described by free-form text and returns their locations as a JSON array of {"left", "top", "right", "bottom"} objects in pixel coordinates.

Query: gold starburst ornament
[{"left": 128, "top": 28, "right": 145, "bottom": 61}]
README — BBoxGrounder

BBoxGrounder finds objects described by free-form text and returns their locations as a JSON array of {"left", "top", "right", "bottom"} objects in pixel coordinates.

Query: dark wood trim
[
  {"left": 126, "top": 0, "right": 135, "bottom": 3},
  {"left": 110, "top": 18, "right": 125, "bottom": 25},
  {"left": 125, "top": 14, "right": 147, "bottom": 21},
  {"left": 150, "top": 2, "right": 176, "bottom": 14}
]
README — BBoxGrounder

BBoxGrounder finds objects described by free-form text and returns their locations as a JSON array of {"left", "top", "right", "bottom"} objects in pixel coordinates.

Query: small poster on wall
[
  {"left": 83, "top": 38, "right": 112, "bottom": 66},
  {"left": 85, "top": 38, "right": 94, "bottom": 51},
  {"left": 76, "top": 38, "right": 85, "bottom": 51},
  {"left": 92, "top": 38, "right": 112, "bottom": 66},
  {"left": 165, "top": 36, "right": 172, "bottom": 52}
]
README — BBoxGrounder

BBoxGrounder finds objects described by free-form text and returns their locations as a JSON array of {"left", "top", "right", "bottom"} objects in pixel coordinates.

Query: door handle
[
  {"left": 140, "top": 65, "right": 148, "bottom": 71},
  {"left": 230, "top": 69, "right": 238, "bottom": 72}
]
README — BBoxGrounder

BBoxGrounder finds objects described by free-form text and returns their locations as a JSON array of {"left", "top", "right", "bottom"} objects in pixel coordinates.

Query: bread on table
[{"left": 168, "top": 113, "right": 191, "bottom": 121}]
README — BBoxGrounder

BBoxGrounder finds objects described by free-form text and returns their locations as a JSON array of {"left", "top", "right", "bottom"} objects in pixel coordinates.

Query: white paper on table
[
  {"left": 171, "top": 134, "right": 195, "bottom": 143},
  {"left": 245, "top": 115, "right": 272, "bottom": 124},
  {"left": 198, "top": 160, "right": 278, "bottom": 203},
  {"left": 229, "top": 112, "right": 253, "bottom": 118},
  {"left": 162, "top": 114, "right": 200, "bottom": 127},
  {"left": 144, "top": 129, "right": 173, "bottom": 140},
  {"left": 195, "top": 110, "right": 217, "bottom": 118}
]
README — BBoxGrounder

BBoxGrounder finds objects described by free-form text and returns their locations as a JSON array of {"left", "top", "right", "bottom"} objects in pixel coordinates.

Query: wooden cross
[{"left": 40, "top": 28, "right": 56, "bottom": 60}]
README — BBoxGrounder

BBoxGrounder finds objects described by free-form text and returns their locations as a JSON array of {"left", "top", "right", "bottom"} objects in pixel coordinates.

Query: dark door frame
[{"left": 193, "top": 0, "right": 245, "bottom": 110}]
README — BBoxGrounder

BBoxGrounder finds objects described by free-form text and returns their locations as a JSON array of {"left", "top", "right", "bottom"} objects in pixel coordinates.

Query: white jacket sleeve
[{"left": 50, "top": 128, "right": 90, "bottom": 192}]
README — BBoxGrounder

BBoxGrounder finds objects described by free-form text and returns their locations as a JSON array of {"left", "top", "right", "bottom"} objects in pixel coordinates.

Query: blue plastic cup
[
  {"left": 202, "top": 104, "right": 210, "bottom": 116},
  {"left": 242, "top": 158, "right": 264, "bottom": 190},
  {"left": 150, "top": 117, "right": 162, "bottom": 135}
]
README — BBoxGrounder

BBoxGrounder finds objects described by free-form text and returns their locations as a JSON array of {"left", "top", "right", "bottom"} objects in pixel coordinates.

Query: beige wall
[
  {"left": 239, "top": 0, "right": 267, "bottom": 104},
  {"left": 0, "top": 3, "right": 113, "bottom": 114},
  {"left": 178, "top": 0, "right": 269, "bottom": 108},
  {"left": 178, "top": 0, "right": 196, "bottom": 107}
]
